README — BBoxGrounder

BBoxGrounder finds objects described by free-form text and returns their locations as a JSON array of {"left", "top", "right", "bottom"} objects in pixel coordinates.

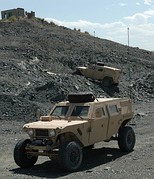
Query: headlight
[
  {"left": 28, "top": 129, "right": 34, "bottom": 137},
  {"left": 49, "top": 129, "right": 56, "bottom": 137}
]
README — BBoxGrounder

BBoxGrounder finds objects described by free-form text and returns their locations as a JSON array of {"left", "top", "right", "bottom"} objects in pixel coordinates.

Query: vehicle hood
[{"left": 23, "top": 119, "right": 88, "bottom": 130}]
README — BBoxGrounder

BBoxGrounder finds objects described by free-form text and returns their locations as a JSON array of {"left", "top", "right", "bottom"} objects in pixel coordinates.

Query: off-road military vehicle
[
  {"left": 76, "top": 62, "right": 121, "bottom": 86},
  {"left": 14, "top": 92, "right": 135, "bottom": 172}
]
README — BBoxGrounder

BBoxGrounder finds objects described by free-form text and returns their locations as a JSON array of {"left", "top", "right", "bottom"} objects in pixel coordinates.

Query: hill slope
[{"left": 0, "top": 18, "right": 154, "bottom": 121}]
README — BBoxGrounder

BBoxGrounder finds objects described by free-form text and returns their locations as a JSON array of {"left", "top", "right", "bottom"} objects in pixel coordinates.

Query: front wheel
[
  {"left": 58, "top": 141, "right": 83, "bottom": 171},
  {"left": 118, "top": 126, "right": 136, "bottom": 152},
  {"left": 14, "top": 139, "right": 38, "bottom": 168}
]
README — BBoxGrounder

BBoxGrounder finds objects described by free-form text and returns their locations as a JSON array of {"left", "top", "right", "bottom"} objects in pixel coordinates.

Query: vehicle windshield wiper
[{"left": 78, "top": 115, "right": 86, "bottom": 120}]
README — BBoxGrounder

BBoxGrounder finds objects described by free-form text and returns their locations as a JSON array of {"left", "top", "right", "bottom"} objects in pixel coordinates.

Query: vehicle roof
[
  {"left": 102, "top": 65, "right": 121, "bottom": 71},
  {"left": 77, "top": 65, "right": 121, "bottom": 71}
]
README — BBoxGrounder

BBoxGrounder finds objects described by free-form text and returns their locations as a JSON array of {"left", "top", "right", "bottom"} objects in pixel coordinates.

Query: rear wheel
[
  {"left": 118, "top": 126, "right": 136, "bottom": 152},
  {"left": 102, "top": 77, "right": 113, "bottom": 87},
  {"left": 58, "top": 141, "right": 83, "bottom": 171},
  {"left": 14, "top": 139, "right": 38, "bottom": 168}
]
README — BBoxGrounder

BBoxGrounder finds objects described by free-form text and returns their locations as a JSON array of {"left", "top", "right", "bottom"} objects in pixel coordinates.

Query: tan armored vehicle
[
  {"left": 76, "top": 62, "right": 121, "bottom": 86},
  {"left": 14, "top": 92, "right": 135, "bottom": 171}
]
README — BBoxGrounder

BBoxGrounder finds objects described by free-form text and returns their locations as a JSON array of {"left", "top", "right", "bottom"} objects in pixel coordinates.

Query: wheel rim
[
  {"left": 69, "top": 148, "right": 80, "bottom": 166},
  {"left": 26, "top": 153, "right": 34, "bottom": 160}
]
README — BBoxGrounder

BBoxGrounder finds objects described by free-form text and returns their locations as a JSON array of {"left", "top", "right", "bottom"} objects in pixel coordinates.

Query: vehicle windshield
[
  {"left": 71, "top": 106, "right": 89, "bottom": 117},
  {"left": 51, "top": 106, "right": 69, "bottom": 117}
]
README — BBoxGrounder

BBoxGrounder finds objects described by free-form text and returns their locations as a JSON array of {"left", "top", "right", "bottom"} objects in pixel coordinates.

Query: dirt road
[{"left": 0, "top": 101, "right": 153, "bottom": 179}]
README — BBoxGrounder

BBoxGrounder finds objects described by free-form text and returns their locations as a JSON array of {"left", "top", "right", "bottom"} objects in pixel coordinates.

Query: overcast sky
[{"left": 0, "top": 0, "right": 154, "bottom": 51}]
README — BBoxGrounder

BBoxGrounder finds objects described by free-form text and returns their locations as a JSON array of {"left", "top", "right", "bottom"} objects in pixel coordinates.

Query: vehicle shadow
[
  {"left": 102, "top": 85, "right": 120, "bottom": 97},
  {"left": 92, "top": 80, "right": 120, "bottom": 97},
  {"left": 10, "top": 147, "right": 129, "bottom": 178}
]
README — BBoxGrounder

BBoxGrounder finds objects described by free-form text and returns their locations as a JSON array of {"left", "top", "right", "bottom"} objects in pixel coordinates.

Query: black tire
[
  {"left": 102, "top": 77, "right": 113, "bottom": 87},
  {"left": 14, "top": 139, "right": 38, "bottom": 168},
  {"left": 67, "top": 92, "right": 95, "bottom": 103},
  {"left": 58, "top": 141, "right": 83, "bottom": 171},
  {"left": 118, "top": 126, "right": 136, "bottom": 152},
  {"left": 83, "top": 144, "right": 94, "bottom": 150}
]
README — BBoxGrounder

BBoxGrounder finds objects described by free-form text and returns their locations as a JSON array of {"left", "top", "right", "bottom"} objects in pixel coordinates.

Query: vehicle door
[
  {"left": 89, "top": 104, "right": 109, "bottom": 143},
  {"left": 88, "top": 64, "right": 96, "bottom": 78},
  {"left": 92, "top": 66, "right": 104, "bottom": 80},
  {"left": 106, "top": 103, "right": 122, "bottom": 139},
  {"left": 69, "top": 104, "right": 91, "bottom": 146}
]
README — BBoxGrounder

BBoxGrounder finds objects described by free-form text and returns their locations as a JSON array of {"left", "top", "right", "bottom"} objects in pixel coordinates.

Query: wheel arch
[
  {"left": 58, "top": 132, "right": 84, "bottom": 148},
  {"left": 119, "top": 118, "right": 132, "bottom": 129}
]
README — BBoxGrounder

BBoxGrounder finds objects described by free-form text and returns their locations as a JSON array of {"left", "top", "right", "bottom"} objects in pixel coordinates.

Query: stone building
[
  {"left": 25, "top": 11, "right": 35, "bottom": 19},
  {"left": 1, "top": 8, "right": 25, "bottom": 19},
  {"left": 1, "top": 8, "right": 35, "bottom": 19}
]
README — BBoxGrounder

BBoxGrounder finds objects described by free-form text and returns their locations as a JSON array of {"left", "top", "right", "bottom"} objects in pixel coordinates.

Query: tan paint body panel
[
  {"left": 77, "top": 64, "right": 121, "bottom": 83},
  {"left": 24, "top": 120, "right": 88, "bottom": 130},
  {"left": 23, "top": 97, "right": 133, "bottom": 147}
]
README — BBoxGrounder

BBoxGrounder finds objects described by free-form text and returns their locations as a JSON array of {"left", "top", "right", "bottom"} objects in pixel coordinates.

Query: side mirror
[{"left": 118, "top": 108, "right": 122, "bottom": 113}]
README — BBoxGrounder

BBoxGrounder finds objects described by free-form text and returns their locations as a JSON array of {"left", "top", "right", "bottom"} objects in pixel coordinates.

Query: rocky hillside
[{"left": 0, "top": 18, "right": 154, "bottom": 121}]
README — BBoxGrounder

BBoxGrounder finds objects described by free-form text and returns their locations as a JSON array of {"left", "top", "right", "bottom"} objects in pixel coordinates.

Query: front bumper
[{"left": 25, "top": 139, "right": 58, "bottom": 158}]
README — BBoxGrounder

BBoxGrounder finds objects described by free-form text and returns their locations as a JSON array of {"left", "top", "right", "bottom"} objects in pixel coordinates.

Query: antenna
[
  {"left": 127, "top": 27, "right": 132, "bottom": 99},
  {"left": 92, "top": 31, "right": 95, "bottom": 62},
  {"left": 127, "top": 27, "right": 129, "bottom": 47}
]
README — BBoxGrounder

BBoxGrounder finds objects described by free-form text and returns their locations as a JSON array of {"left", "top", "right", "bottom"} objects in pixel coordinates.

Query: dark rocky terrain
[
  {"left": 0, "top": 17, "right": 154, "bottom": 121},
  {"left": 0, "top": 18, "right": 153, "bottom": 179}
]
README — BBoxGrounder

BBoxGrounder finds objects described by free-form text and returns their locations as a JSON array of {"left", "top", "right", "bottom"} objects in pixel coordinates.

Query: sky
[{"left": 0, "top": 0, "right": 154, "bottom": 51}]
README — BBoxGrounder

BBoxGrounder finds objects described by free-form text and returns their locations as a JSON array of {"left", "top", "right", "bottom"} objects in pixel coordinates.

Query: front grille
[{"left": 35, "top": 129, "right": 49, "bottom": 137}]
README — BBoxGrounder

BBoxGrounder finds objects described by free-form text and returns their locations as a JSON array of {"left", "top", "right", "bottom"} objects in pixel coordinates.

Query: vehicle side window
[
  {"left": 109, "top": 105, "right": 118, "bottom": 114},
  {"left": 95, "top": 108, "right": 106, "bottom": 118}
]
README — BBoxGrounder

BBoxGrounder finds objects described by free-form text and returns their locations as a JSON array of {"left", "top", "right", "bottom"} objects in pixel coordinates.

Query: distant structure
[
  {"left": 1, "top": 8, "right": 35, "bottom": 19},
  {"left": 25, "top": 11, "right": 35, "bottom": 19}
]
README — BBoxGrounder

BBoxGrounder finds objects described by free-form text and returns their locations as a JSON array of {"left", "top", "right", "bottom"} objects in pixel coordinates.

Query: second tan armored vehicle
[
  {"left": 14, "top": 92, "right": 135, "bottom": 172},
  {"left": 76, "top": 62, "right": 121, "bottom": 86}
]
